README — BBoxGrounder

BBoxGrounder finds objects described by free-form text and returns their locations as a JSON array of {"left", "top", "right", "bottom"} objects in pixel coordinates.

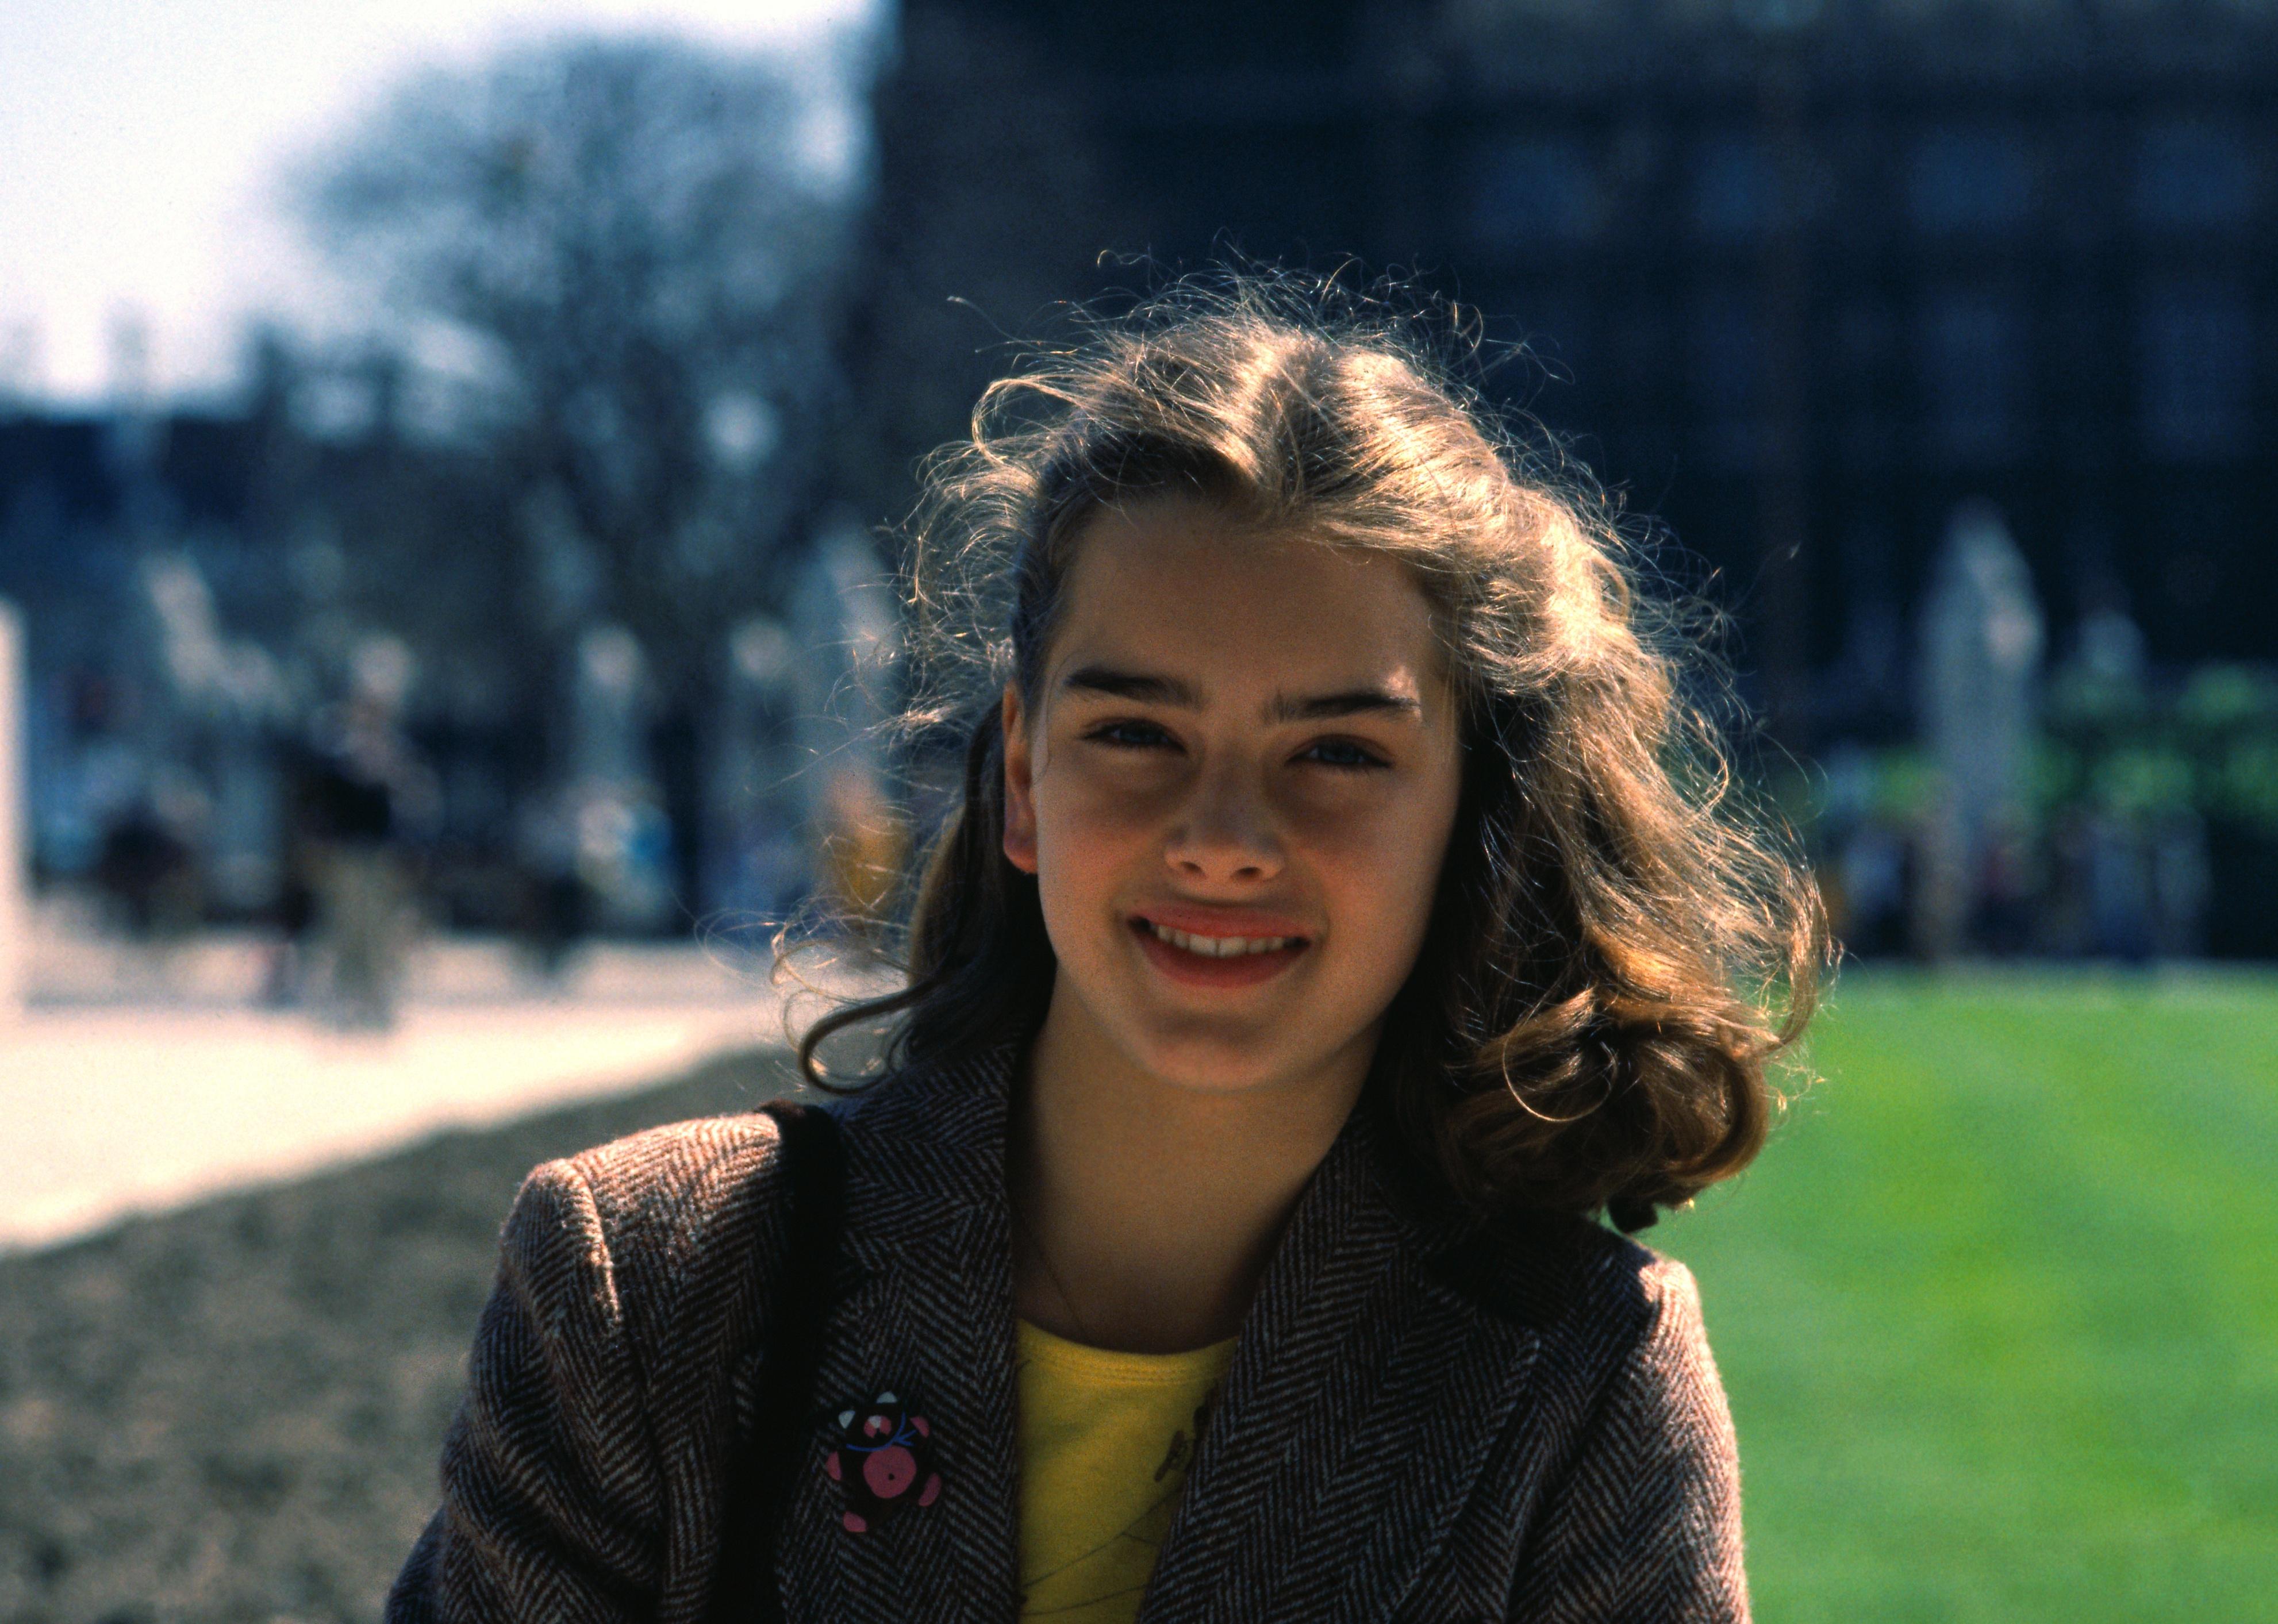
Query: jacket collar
[
  {"left": 828, "top": 1042, "right": 1474, "bottom": 1267},
  {"left": 832, "top": 1045, "right": 1021, "bottom": 1269},
  {"left": 1139, "top": 1087, "right": 1541, "bottom": 1621},
  {"left": 793, "top": 1046, "right": 1545, "bottom": 1623}
]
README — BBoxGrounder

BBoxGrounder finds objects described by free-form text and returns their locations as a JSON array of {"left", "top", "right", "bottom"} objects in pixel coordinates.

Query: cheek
[
  {"left": 1032, "top": 756, "right": 1177, "bottom": 863},
  {"left": 1027, "top": 768, "right": 1159, "bottom": 928},
  {"left": 1290, "top": 782, "right": 1459, "bottom": 939},
  {"left": 1319, "top": 816, "right": 1442, "bottom": 923}
]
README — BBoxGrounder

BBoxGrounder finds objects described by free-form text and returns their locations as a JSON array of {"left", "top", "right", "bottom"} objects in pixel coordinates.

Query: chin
[{"left": 1120, "top": 1011, "right": 1363, "bottom": 1099}]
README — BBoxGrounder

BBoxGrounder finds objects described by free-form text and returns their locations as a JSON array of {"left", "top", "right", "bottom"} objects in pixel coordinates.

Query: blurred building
[
  {"left": 0, "top": 344, "right": 535, "bottom": 929},
  {"left": 848, "top": 0, "right": 2278, "bottom": 957},
  {"left": 8, "top": 2, "right": 2274, "bottom": 957},
  {"left": 856, "top": 0, "right": 2277, "bottom": 733},
  {"left": 0, "top": 329, "right": 893, "bottom": 942}
]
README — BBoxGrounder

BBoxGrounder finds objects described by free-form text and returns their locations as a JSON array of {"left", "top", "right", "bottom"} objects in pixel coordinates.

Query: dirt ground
[{"left": 0, "top": 1046, "right": 808, "bottom": 1623}]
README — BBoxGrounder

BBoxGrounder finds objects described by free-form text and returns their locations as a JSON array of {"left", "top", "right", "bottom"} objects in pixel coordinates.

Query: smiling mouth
[
  {"left": 1127, "top": 914, "right": 1311, "bottom": 988},
  {"left": 1136, "top": 919, "right": 1306, "bottom": 957}
]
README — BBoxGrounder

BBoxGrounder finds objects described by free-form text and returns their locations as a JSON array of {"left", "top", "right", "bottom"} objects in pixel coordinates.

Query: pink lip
[
  {"left": 1125, "top": 904, "right": 1312, "bottom": 991},
  {"left": 1128, "top": 903, "right": 1313, "bottom": 939}
]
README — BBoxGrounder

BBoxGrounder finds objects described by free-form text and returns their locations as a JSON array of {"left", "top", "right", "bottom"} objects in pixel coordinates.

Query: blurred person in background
[
  {"left": 260, "top": 745, "right": 323, "bottom": 1009},
  {"left": 91, "top": 791, "right": 201, "bottom": 943},
  {"left": 301, "top": 683, "right": 435, "bottom": 1030},
  {"left": 390, "top": 276, "right": 1824, "bottom": 1622},
  {"left": 304, "top": 703, "right": 402, "bottom": 1029},
  {"left": 510, "top": 796, "right": 589, "bottom": 983}
]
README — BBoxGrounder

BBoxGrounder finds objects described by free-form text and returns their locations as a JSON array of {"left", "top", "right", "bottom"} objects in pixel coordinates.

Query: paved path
[{"left": 0, "top": 933, "right": 876, "bottom": 1252}]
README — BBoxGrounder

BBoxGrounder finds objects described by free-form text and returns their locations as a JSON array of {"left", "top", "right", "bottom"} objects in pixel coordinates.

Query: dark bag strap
[{"left": 710, "top": 1098, "right": 846, "bottom": 1623}]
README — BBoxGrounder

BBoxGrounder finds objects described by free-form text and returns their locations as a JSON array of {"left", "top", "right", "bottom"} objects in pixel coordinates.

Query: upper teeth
[{"left": 1144, "top": 921, "right": 1297, "bottom": 957}]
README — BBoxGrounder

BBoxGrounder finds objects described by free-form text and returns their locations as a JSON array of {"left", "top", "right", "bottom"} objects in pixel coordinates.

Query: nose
[{"left": 1164, "top": 763, "right": 1283, "bottom": 884}]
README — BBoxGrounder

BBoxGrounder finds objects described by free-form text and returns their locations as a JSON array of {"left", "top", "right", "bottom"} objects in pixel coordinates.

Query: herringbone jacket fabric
[{"left": 388, "top": 1048, "right": 1749, "bottom": 1622}]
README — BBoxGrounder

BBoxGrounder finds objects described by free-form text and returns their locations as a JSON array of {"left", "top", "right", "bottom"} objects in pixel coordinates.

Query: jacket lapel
[
  {"left": 1138, "top": 1106, "right": 1541, "bottom": 1623},
  {"left": 772, "top": 1052, "right": 1542, "bottom": 1624},
  {"left": 776, "top": 1052, "right": 1024, "bottom": 1624}
]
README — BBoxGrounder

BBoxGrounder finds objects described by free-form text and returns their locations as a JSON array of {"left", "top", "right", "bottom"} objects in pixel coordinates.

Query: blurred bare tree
[{"left": 301, "top": 34, "right": 863, "bottom": 909}]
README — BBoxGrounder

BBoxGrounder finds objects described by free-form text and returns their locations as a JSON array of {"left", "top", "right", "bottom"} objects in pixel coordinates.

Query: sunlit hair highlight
[{"left": 799, "top": 271, "right": 1826, "bottom": 1232}]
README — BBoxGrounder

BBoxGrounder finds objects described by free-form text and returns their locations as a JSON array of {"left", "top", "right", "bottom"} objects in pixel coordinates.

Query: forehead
[{"left": 1047, "top": 497, "right": 1445, "bottom": 697}]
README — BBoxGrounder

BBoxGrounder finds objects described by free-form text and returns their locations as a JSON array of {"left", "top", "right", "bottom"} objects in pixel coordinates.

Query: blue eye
[
  {"left": 1301, "top": 738, "right": 1388, "bottom": 771},
  {"left": 1088, "top": 720, "right": 1176, "bottom": 750}
]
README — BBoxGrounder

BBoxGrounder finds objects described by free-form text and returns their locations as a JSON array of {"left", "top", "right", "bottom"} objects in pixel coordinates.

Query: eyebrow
[
  {"left": 1058, "top": 664, "right": 1423, "bottom": 723},
  {"left": 1059, "top": 665, "right": 1203, "bottom": 707},
  {"left": 1267, "top": 687, "right": 1423, "bottom": 723}
]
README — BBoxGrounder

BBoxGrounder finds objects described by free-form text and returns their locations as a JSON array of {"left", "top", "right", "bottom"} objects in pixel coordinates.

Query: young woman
[{"left": 390, "top": 278, "right": 1823, "bottom": 1622}]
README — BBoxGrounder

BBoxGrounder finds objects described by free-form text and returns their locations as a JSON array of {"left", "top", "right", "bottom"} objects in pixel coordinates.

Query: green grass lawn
[{"left": 1655, "top": 968, "right": 2278, "bottom": 1622}]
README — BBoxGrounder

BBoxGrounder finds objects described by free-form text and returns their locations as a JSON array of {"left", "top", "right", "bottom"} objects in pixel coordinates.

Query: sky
[{"left": 0, "top": 0, "right": 883, "bottom": 407}]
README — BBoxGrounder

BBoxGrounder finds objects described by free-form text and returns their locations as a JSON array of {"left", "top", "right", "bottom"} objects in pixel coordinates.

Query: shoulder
[
  {"left": 485, "top": 1109, "right": 802, "bottom": 1342},
  {"left": 1486, "top": 1227, "right": 1747, "bottom": 1614},
  {"left": 560, "top": 1108, "right": 792, "bottom": 1240},
  {"left": 1549, "top": 1219, "right": 1711, "bottom": 1361},
  {"left": 1492, "top": 1218, "right": 1737, "bottom": 1488},
  {"left": 506, "top": 1042, "right": 1011, "bottom": 1282},
  {"left": 1369, "top": 1097, "right": 1701, "bottom": 1357},
  {"left": 1443, "top": 1215, "right": 1742, "bottom": 1534},
  {"left": 1427, "top": 1207, "right": 1720, "bottom": 1406}
]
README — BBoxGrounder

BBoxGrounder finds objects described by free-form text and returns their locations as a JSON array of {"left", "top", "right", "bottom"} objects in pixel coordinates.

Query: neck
[{"left": 1009, "top": 982, "right": 1373, "bottom": 1354}]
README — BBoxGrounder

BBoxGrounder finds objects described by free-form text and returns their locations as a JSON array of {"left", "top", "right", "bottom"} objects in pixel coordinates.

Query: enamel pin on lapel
[{"left": 824, "top": 1391, "right": 942, "bottom": 1533}]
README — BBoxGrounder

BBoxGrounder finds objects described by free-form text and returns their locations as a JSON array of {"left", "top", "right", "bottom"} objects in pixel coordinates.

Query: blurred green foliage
[
  {"left": 1785, "top": 663, "right": 2278, "bottom": 836},
  {"left": 2043, "top": 661, "right": 2278, "bottom": 833},
  {"left": 1782, "top": 661, "right": 2278, "bottom": 957}
]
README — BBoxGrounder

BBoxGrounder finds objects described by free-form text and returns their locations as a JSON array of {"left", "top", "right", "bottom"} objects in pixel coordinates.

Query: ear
[{"left": 1000, "top": 684, "right": 1040, "bottom": 875}]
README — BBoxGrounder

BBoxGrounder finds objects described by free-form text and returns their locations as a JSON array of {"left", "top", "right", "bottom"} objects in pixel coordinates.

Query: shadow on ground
[{"left": 0, "top": 1045, "right": 809, "bottom": 1623}]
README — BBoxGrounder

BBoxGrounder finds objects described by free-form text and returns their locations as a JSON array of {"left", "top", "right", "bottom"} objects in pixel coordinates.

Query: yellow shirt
[{"left": 1015, "top": 1318, "right": 1237, "bottom": 1623}]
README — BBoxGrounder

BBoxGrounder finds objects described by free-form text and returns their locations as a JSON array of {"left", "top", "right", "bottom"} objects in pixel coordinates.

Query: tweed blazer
[{"left": 388, "top": 1048, "right": 1749, "bottom": 1622}]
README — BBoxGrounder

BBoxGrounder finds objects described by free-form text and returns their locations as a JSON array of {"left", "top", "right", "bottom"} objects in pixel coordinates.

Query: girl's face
[{"left": 1002, "top": 495, "right": 1465, "bottom": 1098}]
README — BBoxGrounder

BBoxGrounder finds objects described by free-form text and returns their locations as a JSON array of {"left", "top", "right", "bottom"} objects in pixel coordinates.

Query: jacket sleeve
[
  {"left": 387, "top": 1158, "right": 669, "bottom": 1622},
  {"left": 1507, "top": 1259, "right": 1749, "bottom": 1623}
]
